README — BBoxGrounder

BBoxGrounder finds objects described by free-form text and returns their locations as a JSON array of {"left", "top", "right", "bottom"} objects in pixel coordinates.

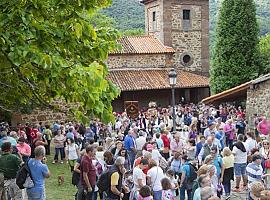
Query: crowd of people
[{"left": 0, "top": 103, "right": 270, "bottom": 200}]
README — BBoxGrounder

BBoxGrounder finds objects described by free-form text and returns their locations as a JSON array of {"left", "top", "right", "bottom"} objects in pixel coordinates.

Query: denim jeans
[
  {"left": 234, "top": 163, "right": 247, "bottom": 177},
  {"left": 153, "top": 190, "right": 162, "bottom": 200},
  {"left": 27, "top": 189, "right": 45, "bottom": 200},
  {"left": 223, "top": 181, "right": 231, "bottom": 195},
  {"left": 180, "top": 185, "right": 191, "bottom": 200},
  {"left": 54, "top": 147, "right": 65, "bottom": 161},
  {"left": 127, "top": 150, "right": 136, "bottom": 167}
]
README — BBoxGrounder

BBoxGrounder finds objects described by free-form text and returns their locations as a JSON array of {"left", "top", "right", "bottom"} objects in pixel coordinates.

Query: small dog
[{"left": 58, "top": 174, "right": 65, "bottom": 185}]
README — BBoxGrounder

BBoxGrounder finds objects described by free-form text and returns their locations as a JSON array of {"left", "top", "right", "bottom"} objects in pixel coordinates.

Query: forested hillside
[{"left": 103, "top": 0, "right": 270, "bottom": 37}]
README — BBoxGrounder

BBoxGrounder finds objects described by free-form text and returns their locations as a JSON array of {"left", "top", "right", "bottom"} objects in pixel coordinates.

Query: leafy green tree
[
  {"left": 259, "top": 34, "right": 270, "bottom": 73},
  {"left": 0, "top": 0, "right": 121, "bottom": 122},
  {"left": 210, "top": 0, "right": 261, "bottom": 94},
  {"left": 123, "top": 29, "right": 145, "bottom": 36}
]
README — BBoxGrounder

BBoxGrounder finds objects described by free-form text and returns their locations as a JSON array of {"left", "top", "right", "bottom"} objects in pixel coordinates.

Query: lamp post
[{"left": 168, "top": 68, "right": 177, "bottom": 132}]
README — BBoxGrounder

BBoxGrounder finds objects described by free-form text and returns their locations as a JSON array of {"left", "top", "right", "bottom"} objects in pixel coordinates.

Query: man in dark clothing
[
  {"left": 78, "top": 145, "right": 96, "bottom": 200},
  {"left": 105, "top": 156, "right": 129, "bottom": 200},
  {"left": 0, "top": 142, "right": 22, "bottom": 199},
  {"left": 235, "top": 115, "right": 246, "bottom": 135}
]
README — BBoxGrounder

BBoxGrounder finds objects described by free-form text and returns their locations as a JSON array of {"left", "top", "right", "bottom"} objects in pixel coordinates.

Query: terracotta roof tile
[
  {"left": 201, "top": 73, "right": 270, "bottom": 104},
  {"left": 107, "top": 69, "right": 209, "bottom": 91},
  {"left": 111, "top": 36, "right": 175, "bottom": 55},
  {"left": 201, "top": 82, "right": 250, "bottom": 104}
]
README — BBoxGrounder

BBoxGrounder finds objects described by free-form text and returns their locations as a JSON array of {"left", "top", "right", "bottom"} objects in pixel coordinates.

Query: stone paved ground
[
  {"left": 220, "top": 181, "right": 248, "bottom": 200},
  {"left": 223, "top": 191, "right": 248, "bottom": 200}
]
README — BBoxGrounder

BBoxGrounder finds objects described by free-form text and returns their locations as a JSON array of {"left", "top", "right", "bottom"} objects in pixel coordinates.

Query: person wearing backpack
[
  {"left": 99, "top": 156, "right": 128, "bottom": 200},
  {"left": 0, "top": 142, "right": 22, "bottom": 200},
  {"left": 179, "top": 155, "right": 197, "bottom": 200},
  {"left": 210, "top": 146, "right": 224, "bottom": 186},
  {"left": 27, "top": 145, "right": 50, "bottom": 200}
]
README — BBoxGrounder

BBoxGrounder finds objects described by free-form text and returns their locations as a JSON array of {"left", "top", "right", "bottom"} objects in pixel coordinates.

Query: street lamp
[{"left": 168, "top": 68, "right": 177, "bottom": 131}]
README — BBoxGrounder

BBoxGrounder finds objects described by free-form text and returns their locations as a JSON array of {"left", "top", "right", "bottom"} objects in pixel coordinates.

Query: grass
[{"left": 45, "top": 150, "right": 77, "bottom": 200}]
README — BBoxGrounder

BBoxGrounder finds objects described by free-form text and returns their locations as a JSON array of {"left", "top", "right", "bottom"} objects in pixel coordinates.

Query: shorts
[{"left": 234, "top": 163, "right": 247, "bottom": 177}]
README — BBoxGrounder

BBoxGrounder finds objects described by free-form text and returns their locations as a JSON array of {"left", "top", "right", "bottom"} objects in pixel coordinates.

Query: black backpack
[
  {"left": 188, "top": 163, "right": 198, "bottom": 182},
  {"left": 97, "top": 170, "right": 110, "bottom": 193},
  {"left": 16, "top": 160, "right": 33, "bottom": 189}
]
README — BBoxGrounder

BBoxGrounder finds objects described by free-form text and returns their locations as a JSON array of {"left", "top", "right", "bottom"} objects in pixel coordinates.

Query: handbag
[
  {"left": 265, "top": 160, "right": 270, "bottom": 169},
  {"left": 159, "top": 156, "right": 168, "bottom": 171},
  {"left": 265, "top": 151, "right": 270, "bottom": 169},
  {"left": 71, "top": 171, "right": 80, "bottom": 186}
]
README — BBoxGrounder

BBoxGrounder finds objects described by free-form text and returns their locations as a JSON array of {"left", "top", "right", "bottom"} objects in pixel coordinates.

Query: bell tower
[{"left": 141, "top": 0, "right": 209, "bottom": 76}]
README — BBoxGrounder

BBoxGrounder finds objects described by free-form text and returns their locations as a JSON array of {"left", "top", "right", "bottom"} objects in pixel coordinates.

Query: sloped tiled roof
[
  {"left": 201, "top": 73, "right": 270, "bottom": 104},
  {"left": 111, "top": 36, "right": 175, "bottom": 55},
  {"left": 107, "top": 69, "right": 209, "bottom": 91}
]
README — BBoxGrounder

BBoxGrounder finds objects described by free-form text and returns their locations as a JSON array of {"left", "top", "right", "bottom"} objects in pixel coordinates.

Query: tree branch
[
  {"left": 0, "top": 81, "right": 14, "bottom": 88},
  {"left": 0, "top": 104, "right": 13, "bottom": 112}
]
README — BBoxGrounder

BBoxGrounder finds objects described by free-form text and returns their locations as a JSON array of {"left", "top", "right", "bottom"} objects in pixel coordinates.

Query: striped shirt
[{"left": 246, "top": 162, "right": 263, "bottom": 188}]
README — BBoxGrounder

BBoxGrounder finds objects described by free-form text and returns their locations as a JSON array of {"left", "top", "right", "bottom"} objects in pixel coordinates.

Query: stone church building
[{"left": 107, "top": 0, "right": 210, "bottom": 111}]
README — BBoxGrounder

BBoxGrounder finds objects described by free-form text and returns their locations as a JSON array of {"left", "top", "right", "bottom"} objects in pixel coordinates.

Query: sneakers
[
  {"left": 232, "top": 187, "right": 240, "bottom": 192},
  {"left": 60, "top": 161, "right": 64, "bottom": 164},
  {"left": 225, "top": 195, "right": 231, "bottom": 200},
  {"left": 52, "top": 160, "right": 56, "bottom": 164}
]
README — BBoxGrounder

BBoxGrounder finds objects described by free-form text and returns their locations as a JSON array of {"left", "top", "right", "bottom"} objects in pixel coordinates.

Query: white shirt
[
  {"left": 193, "top": 188, "right": 201, "bottom": 200},
  {"left": 147, "top": 166, "right": 164, "bottom": 191},
  {"left": 133, "top": 166, "right": 146, "bottom": 190},
  {"left": 232, "top": 144, "right": 248, "bottom": 163},
  {"left": 151, "top": 149, "right": 162, "bottom": 165},
  {"left": 115, "top": 121, "right": 122, "bottom": 130},
  {"left": 245, "top": 138, "right": 257, "bottom": 154},
  {"left": 136, "top": 136, "right": 146, "bottom": 151},
  {"left": 65, "top": 144, "right": 78, "bottom": 160}
]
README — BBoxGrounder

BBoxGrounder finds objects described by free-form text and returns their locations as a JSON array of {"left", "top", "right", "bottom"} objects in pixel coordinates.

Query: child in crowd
[
  {"left": 260, "top": 190, "right": 270, "bottom": 200},
  {"left": 165, "top": 169, "right": 179, "bottom": 199},
  {"left": 249, "top": 181, "right": 265, "bottom": 200},
  {"left": 161, "top": 177, "right": 174, "bottom": 200},
  {"left": 138, "top": 185, "right": 153, "bottom": 200}
]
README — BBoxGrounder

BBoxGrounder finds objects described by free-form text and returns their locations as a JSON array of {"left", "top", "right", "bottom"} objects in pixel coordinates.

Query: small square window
[
  {"left": 183, "top": 10, "right": 190, "bottom": 20},
  {"left": 153, "top": 11, "right": 156, "bottom": 22}
]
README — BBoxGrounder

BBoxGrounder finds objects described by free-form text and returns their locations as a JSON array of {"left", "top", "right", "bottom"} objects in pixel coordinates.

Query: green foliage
[
  {"left": 0, "top": 0, "right": 121, "bottom": 123},
  {"left": 259, "top": 34, "right": 270, "bottom": 73},
  {"left": 122, "top": 29, "right": 145, "bottom": 36},
  {"left": 210, "top": 0, "right": 270, "bottom": 50},
  {"left": 102, "top": 0, "right": 145, "bottom": 32},
  {"left": 210, "top": 0, "right": 261, "bottom": 94}
]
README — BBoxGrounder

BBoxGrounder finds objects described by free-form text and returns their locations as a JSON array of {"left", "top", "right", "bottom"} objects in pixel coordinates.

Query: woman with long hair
[
  {"left": 245, "top": 132, "right": 257, "bottom": 154},
  {"left": 111, "top": 140, "right": 123, "bottom": 159},
  {"left": 65, "top": 138, "right": 80, "bottom": 172},
  {"left": 118, "top": 148, "right": 131, "bottom": 171},
  {"left": 103, "top": 151, "right": 114, "bottom": 168}
]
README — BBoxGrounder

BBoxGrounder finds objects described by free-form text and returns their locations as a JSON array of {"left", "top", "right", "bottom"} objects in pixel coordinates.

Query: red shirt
[
  {"left": 161, "top": 134, "right": 170, "bottom": 148},
  {"left": 30, "top": 129, "right": 38, "bottom": 139},
  {"left": 134, "top": 157, "right": 149, "bottom": 174},
  {"left": 80, "top": 155, "right": 96, "bottom": 188}
]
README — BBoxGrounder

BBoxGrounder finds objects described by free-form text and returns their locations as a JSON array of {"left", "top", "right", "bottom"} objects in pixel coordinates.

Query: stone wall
[
  {"left": 169, "top": 1, "right": 209, "bottom": 75},
  {"left": 107, "top": 53, "right": 173, "bottom": 69},
  {"left": 246, "top": 79, "right": 270, "bottom": 125},
  {"left": 144, "top": 0, "right": 163, "bottom": 42},
  {"left": 11, "top": 99, "right": 76, "bottom": 126},
  {"left": 144, "top": 0, "right": 209, "bottom": 76}
]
